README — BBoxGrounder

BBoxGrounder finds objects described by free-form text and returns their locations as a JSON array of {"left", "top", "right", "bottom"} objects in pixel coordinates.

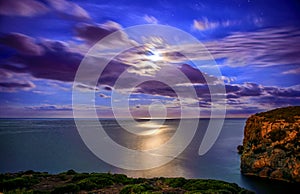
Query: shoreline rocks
[{"left": 240, "top": 106, "right": 300, "bottom": 183}]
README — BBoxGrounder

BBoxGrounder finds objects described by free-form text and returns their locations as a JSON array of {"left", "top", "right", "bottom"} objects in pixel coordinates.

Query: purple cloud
[
  {"left": 208, "top": 27, "right": 300, "bottom": 67},
  {"left": 135, "top": 81, "right": 177, "bottom": 97},
  {"left": 236, "top": 83, "right": 262, "bottom": 97},
  {"left": 46, "top": 0, "right": 91, "bottom": 21},
  {"left": 0, "top": 80, "right": 35, "bottom": 92},
  {"left": 0, "top": 0, "right": 90, "bottom": 21},
  {"left": 75, "top": 22, "right": 122, "bottom": 44},
  {"left": 7, "top": 40, "right": 82, "bottom": 82},
  {"left": 166, "top": 27, "right": 300, "bottom": 69},
  {"left": 0, "top": 0, "right": 49, "bottom": 17},
  {"left": 179, "top": 64, "right": 218, "bottom": 84},
  {"left": 0, "top": 32, "right": 130, "bottom": 90},
  {"left": 0, "top": 33, "right": 44, "bottom": 55}
]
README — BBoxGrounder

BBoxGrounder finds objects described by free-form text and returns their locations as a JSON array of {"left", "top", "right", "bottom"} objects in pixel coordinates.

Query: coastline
[{"left": 0, "top": 170, "right": 254, "bottom": 193}]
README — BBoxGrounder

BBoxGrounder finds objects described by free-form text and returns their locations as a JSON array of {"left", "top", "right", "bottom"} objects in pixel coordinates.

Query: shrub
[
  {"left": 183, "top": 179, "right": 239, "bottom": 193},
  {"left": 164, "top": 177, "right": 187, "bottom": 188},
  {"left": 51, "top": 183, "right": 79, "bottom": 194},
  {"left": 112, "top": 174, "right": 133, "bottom": 184},
  {"left": 0, "top": 176, "right": 39, "bottom": 191},
  {"left": 72, "top": 173, "right": 89, "bottom": 181},
  {"left": 120, "top": 183, "right": 154, "bottom": 194},
  {"left": 65, "top": 169, "right": 77, "bottom": 175},
  {"left": 77, "top": 178, "right": 98, "bottom": 190}
]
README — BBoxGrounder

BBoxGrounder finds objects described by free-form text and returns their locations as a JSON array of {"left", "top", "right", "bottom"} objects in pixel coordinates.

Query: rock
[
  {"left": 237, "top": 145, "right": 244, "bottom": 154},
  {"left": 240, "top": 106, "right": 300, "bottom": 183}
]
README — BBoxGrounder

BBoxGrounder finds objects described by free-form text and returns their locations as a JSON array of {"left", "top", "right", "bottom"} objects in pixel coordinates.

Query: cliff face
[{"left": 240, "top": 106, "right": 300, "bottom": 183}]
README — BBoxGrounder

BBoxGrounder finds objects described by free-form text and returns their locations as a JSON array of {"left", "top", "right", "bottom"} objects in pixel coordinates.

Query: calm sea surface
[{"left": 0, "top": 118, "right": 299, "bottom": 193}]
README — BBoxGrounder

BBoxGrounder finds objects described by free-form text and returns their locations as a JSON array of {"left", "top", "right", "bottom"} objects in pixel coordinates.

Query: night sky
[{"left": 0, "top": 0, "right": 299, "bottom": 118}]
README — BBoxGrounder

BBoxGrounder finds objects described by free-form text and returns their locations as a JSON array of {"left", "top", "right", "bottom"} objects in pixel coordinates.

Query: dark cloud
[
  {"left": 265, "top": 86, "right": 300, "bottom": 97},
  {"left": 0, "top": 33, "right": 130, "bottom": 90},
  {"left": 226, "top": 83, "right": 300, "bottom": 99},
  {"left": 225, "top": 85, "right": 240, "bottom": 93},
  {"left": 99, "top": 93, "right": 110, "bottom": 98},
  {"left": 0, "top": 80, "right": 35, "bottom": 92},
  {"left": 7, "top": 40, "right": 82, "bottom": 82},
  {"left": 135, "top": 81, "right": 177, "bottom": 97},
  {"left": 0, "top": 33, "right": 44, "bottom": 55},
  {"left": 75, "top": 22, "right": 121, "bottom": 44},
  {"left": 179, "top": 64, "right": 218, "bottom": 84},
  {"left": 236, "top": 83, "right": 262, "bottom": 97},
  {"left": 98, "top": 60, "right": 129, "bottom": 86}
]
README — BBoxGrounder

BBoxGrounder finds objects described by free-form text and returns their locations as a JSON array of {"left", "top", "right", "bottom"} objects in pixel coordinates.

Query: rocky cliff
[{"left": 240, "top": 106, "right": 300, "bottom": 183}]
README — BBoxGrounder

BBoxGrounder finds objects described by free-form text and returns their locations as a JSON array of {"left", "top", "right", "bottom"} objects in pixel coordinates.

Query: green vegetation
[
  {"left": 0, "top": 170, "right": 254, "bottom": 193},
  {"left": 255, "top": 106, "right": 300, "bottom": 122}
]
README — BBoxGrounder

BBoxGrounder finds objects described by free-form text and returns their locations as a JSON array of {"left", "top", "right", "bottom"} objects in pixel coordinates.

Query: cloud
[
  {"left": 225, "top": 83, "right": 300, "bottom": 98},
  {"left": 0, "top": 27, "right": 299, "bottom": 116},
  {"left": 46, "top": 0, "right": 90, "bottom": 20},
  {"left": 144, "top": 15, "right": 158, "bottom": 24},
  {"left": 0, "top": 82, "right": 32, "bottom": 88},
  {"left": 0, "top": 81, "right": 35, "bottom": 92},
  {"left": 0, "top": 31, "right": 132, "bottom": 89},
  {"left": 25, "top": 104, "right": 72, "bottom": 111},
  {"left": 0, "top": 68, "right": 35, "bottom": 92},
  {"left": 192, "top": 18, "right": 241, "bottom": 31},
  {"left": 193, "top": 18, "right": 219, "bottom": 31},
  {"left": 74, "top": 21, "right": 122, "bottom": 45},
  {"left": 223, "top": 83, "right": 300, "bottom": 116},
  {"left": 255, "top": 96, "right": 300, "bottom": 107},
  {"left": 207, "top": 27, "right": 300, "bottom": 67},
  {"left": 99, "top": 93, "right": 110, "bottom": 98},
  {"left": 0, "top": 33, "right": 44, "bottom": 55},
  {"left": 0, "top": 0, "right": 90, "bottom": 21},
  {"left": 5, "top": 40, "right": 83, "bottom": 82},
  {"left": 164, "top": 27, "right": 300, "bottom": 68},
  {"left": 0, "top": 0, "right": 49, "bottom": 17},
  {"left": 74, "top": 83, "right": 99, "bottom": 92},
  {"left": 282, "top": 67, "right": 300, "bottom": 75}
]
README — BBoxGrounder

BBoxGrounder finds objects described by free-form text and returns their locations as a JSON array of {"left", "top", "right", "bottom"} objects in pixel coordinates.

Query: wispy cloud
[
  {"left": 193, "top": 18, "right": 219, "bottom": 31},
  {"left": 0, "top": 0, "right": 49, "bottom": 17},
  {"left": 25, "top": 104, "right": 72, "bottom": 111},
  {"left": 144, "top": 15, "right": 158, "bottom": 24},
  {"left": 47, "top": 0, "right": 91, "bottom": 20},
  {"left": 192, "top": 17, "right": 242, "bottom": 31},
  {"left": 208, "top": 27, "right": 300, "bottom": 67},
  {"left": 162, "top": 27, "right": 300, "bottom": 68},
  {"left": 0, "top": 69, "right": 35, "bottom": 92},
  {"left": 0, "top": 0, "right": 90, "bottom": 20},
  {"left": 282, "top": 67, "right": 300, "bottom": 75}
]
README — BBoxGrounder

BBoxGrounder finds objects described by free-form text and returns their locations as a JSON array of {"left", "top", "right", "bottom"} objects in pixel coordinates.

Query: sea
[{"left": 0, "top": 118, "right": 299, "bottom": 194}]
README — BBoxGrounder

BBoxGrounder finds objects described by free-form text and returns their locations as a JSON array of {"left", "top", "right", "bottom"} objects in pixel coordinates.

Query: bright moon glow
[{"left": 146, "top": 50, "right": 162, "bottom": 61}]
